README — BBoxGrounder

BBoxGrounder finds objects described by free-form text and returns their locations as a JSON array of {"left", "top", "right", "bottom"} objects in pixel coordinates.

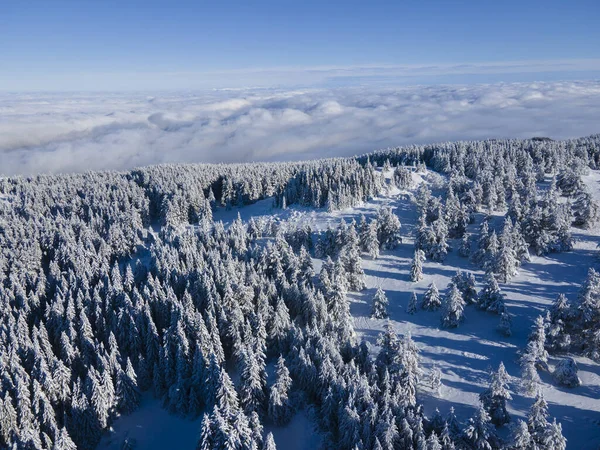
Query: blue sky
[{"left": 1, "top": 0, "right": 599, "bottom": 90}]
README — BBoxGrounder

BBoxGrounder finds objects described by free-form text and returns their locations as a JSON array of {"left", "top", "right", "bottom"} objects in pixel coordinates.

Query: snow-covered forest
[{"left": 2, "top": 135, "right": 600, "bottom": 449}]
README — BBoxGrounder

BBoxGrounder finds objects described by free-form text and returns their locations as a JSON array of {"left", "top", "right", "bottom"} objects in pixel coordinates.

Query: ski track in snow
[{"left": 101, "top": 169, "right": 600, "bottom": 450}]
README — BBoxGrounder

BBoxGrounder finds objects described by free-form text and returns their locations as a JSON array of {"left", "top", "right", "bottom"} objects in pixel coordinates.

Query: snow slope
[{"left": 102, "top": 169, "right": 600, "bottom": 449}]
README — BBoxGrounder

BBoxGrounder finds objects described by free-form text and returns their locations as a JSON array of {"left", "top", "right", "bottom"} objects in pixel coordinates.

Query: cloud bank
[{"left": 1, "top": 80, "right": 600, "bottom": 176}]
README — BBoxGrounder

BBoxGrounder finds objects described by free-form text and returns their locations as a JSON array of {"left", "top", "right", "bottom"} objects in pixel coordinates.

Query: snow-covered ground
[{"left": 101, "top": 169, "right": 600, "bottom": 450}]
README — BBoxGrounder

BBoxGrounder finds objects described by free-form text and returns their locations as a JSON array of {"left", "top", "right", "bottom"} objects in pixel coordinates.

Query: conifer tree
[
  {"left": 441, "top": 284, "right": 465, "bottom": 328},
  {"left": 479, "top": 362, "right": 511, "bottom": 426},
  {"left": 408, "top": 292, "right": 418, "bottom": 315},
  {"left": 371, "top": 287, "right": 389, "bottom": 319},
  {"left": 268, "top": 356, "right": 293, "bottom": 426},
  {"left": 477, "top": 274, "right": 506, "bottom": 314},
  {"left": 421, "top": 282, "right": 441, "bottom": 311},
  {"left": 411, "top": 249, "right": 426, "bottom": 282},
  {"left": 462, "top": 405, "right": 498, "bottom": 450},
  {"left": 497, "top": 312, "right": 512, "bottom": 337}
]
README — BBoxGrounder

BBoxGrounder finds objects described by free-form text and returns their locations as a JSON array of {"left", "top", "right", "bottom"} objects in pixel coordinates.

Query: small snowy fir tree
[
  {"left": 371, "top": 287, "right": 389, "bottom": 319},
  {"left": 509, "top": 420, "right": 533, "bottom": 450},
  {"left": 477, "top": 273, "right": 506, "bottom": 314},
  {"left": 452, "top": 270, "right": 478, "bottom": 305},
  {"left": 459, "top": 233, "right": 471, "bottom": 258},
  {"left": 421, "top": 282, "right": 442, "bottom": 311},
  {"left": 407, "top": 292, "right": 419, "bottom": 315},
  {"left": 543, "top": 419, "right": 567, "bottom": 450},
  {"left": 262, "top": 432, "right": 277, "bottom": 450},
  {"left": 519, "top": 348, "right": 541, "bottom": 397},
  {"left": 268, "top": 356, "right": 293, "bottom": 426},
  {"left": 479, "top": 362, "right": 511, "bottom": 426},
  {"left": 462, "top": 405, "right": 498, "bottom": 450},
  {"left": 410, "top": 249, "right": 426, "bottom": 282},
  {"left": 365, "top": 220, "right": 380, "bottom": 260},
  {"left": 429, "top": 366, "right": 442, "bottom": 395},
  {"left": 497, "top": 311, "right": 512, "bottom": 337},
  {"left": 527, "top": 315, "right": 549, "bottom": 371},
  {"left": 441, "top": 284, "right": 465, "bottom": 328},
  {"left": 552, "top": 357, "right": 581, "bottom": 388}
]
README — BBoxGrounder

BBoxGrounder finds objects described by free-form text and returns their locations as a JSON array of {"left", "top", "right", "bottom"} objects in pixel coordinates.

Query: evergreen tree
[
  {"left": 527, "top": 393, "right": 549, "bottom": 446},
  {"left": 268, "top": 356, "right": 293, "bottom": 426},
  {"left": 477, "top": 274, "right": 506, "bottom": 314},
  {"left": 497, "top": 312, "right": 512, "bottom": 337},
  {"left": 408, "top": 292, "right": 418, "bottom": 315},
  {"left": 552, "top": 357, "right": 581, "bottom": 387},
  {"left": 262, "top": 432, "right": 277, "bottom": 450},
  {"left": 421, "top": 282, "right": 441, "bottom": 311},
  {"left": 479, "top": 362, "right": 511, "bottom": 426},
  {"left": 371, "top": 287, "right": 389, "bottom": 319},
  {"left": 441, "top": 284, "right": 465, "bottom": 328},
  {"left": 458, "top": 233, "right": 471, "bottom": 258},
  {"left": 462, "top": 405, "right": 498, "bottom": 450},
  {"left": 410, "top": 249, "right": 426, "bottom": 282},
  {"left": 509, "top": 420, "right": 533, "bottom": 450}
]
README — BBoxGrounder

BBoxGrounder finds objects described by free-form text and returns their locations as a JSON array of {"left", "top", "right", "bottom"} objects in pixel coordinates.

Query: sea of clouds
[{"left": 1, "top": 80, "right": 600, "bottom": 176}]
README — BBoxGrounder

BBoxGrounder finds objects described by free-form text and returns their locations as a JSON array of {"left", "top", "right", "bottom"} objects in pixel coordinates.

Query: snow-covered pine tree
[
  {"left": 421, "top": 282, "right": 441, "bottom": 311},
  {"left": 366, "top": 220, "right": 380, "bottom": 260},
  {"left": 462, "top": 405, "right": 498, "bottom": 450},
  {"left": 552, "top": 357, "right": 581, "bottom": 388},
  {"left": 410, "top": 249, "right": 426, "bottom": 282},
  {"left": 377, "top": 207, "right": 402, "bottom": 250},
  {"left": 477, "top": 273, "right": 506, "bottom": 314},
  {"left": 371, "top": 287, "right": 389, "bottom": 319},
  {"left": 479, "top": 362, "right": 511, "bottom": 426},
  {"left": 268, "top": 356, "right": 293, "bottom": 426},
  {"left": 458, "top": 233, "right": 471, "bottom": 258},
  {"left": 408, "top": 292, "right": 418, "bottom": 315},
  {"left": 429, "top": 366, "right": 442, "bottom": 395},
  {"left": 263, "top": 432, "right": 277, "bottom": 450},
  {"left": 498, "top": 312, "right": 512, "bottom": 337},
  {"left": 441, "top": 284, "right": 465, "bottom": 328},
  {"left": 451, "top": 271, "right": 477, "bottom": 305},
  {"left": 542, "top": 419, "right": 567, "bottom": 450},
  {"left": 509, "top": 420, "right": 533, "bottom": 450}
]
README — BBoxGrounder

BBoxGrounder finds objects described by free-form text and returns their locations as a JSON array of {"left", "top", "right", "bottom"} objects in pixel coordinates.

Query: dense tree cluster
[{"left": 2, "top": 134, "right": 596, "bottom": 448}]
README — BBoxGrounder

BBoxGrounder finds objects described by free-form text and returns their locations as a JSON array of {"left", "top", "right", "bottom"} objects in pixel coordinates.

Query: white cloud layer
[{"left": 1, "top": 80, "right": 600, "bottom": 176}]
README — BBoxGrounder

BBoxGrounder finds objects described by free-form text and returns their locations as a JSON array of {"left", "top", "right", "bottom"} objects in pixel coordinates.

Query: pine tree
[
  {"left": 552, "top": 357, "right": 581, "bottom": 387},
  {"left": 362, "top": 219, "right": 380, "bottom": 260},
  {"left": 441, "top": 284, "right": 465, "bottom": 328},
  {"left": 421, "top": 282, "right": 441, "bottom": 311},
  {"left": 458, "top": 233, "right": 471, "bottom": 258},
  {"left": 240, "top": 349, "right": 267, "bottom": 416},
  {"left": 519, "top": 348, "right": 541, "bottom": 397},
  {"left": 509, "top": 420, "right": 533, "bottom": 450},
  {"left": 408, "top": 292, "right": 418, "bottom": 315},
  {"left": 268, "top": 356, "right": 293, "bottom": 426},
  {"left": 477, "top": 273, "right": 505, "bottom": 314},
  {"left": 371, "top": 287, "right": 389, "bottom": 319},
  {"left": 527, "top": 315, "right": 549, "bottom": 370},
  {"left": 376, "top": 206, "right": 402, "bottom": 250},
  {"left": 429, "top": 366, "right": 442, "bottom": 395},
  {"left": 452, "top": 271, "right": 477, "bottom": 305},
  {"left": 542, "top": 419, "right": 567, "bottom": 450},
  {"left": 497, "top": 312, "right": 512, "bottom": 337},
  {"left": 262, "top": 432, "right": 277, "bottom": 450},
  {"left": 426, "top": 431, "right": 442, "bottom": 450},
  {"left": 116, "top": 358, "right": 140, "bottom": 414},
  {"left": 462, "top": 405, "right": 498, "bottom": 450},
  {"left": 527, "top": 393, "right": 549, "bottom": 445},
  {"left": 495, "top": 237, "right": 519, "bottom": 283},
  {"left": 410, "top": 249, "right": 426, "bottom": 282},
  {"left": 479, "top": 362, "right": 511, "bottom": 426}
]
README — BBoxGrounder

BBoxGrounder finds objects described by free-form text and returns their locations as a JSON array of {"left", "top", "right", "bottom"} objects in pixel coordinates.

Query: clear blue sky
[{"left": 1, "top": 0, "right": 599, "bottom": 90}]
